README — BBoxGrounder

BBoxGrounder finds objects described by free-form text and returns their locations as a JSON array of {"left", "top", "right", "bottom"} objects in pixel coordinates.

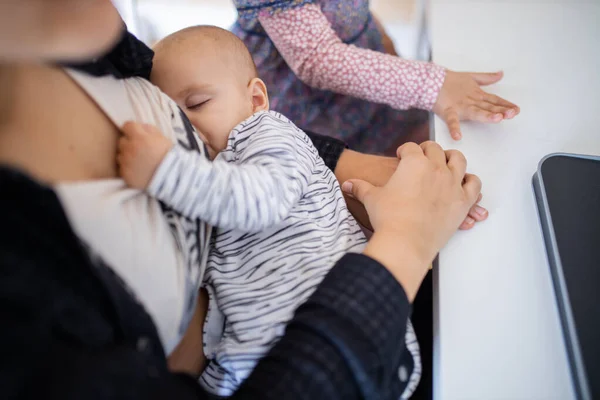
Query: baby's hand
[{"left": 118, "top": 121, "right": 173, "bottom": 190}]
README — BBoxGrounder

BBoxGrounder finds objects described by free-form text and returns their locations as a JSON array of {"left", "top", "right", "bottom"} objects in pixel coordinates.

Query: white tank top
[{"left": 55, "top": 70, "right": 212, "bottom": 354}]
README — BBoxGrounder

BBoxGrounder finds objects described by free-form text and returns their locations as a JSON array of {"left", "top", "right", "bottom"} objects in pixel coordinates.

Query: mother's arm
[
  {"left": 307, "top": 130, "right": 488, "bottom": 230},
  {"left": 334, "top": 149, "right": 489, "bottom": 231},
  {"left": 0, "top": 166, "right": 411, "bottom": 400}
]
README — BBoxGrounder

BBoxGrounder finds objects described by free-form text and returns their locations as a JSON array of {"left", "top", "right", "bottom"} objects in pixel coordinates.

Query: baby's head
[{"left": 151, "top": 26, "right": 268, "bottom": 155}]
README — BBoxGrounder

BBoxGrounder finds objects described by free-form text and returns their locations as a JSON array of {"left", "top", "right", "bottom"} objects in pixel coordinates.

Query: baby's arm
[{"left": 118, "top": 114, "right": 314, "bottom": 232}]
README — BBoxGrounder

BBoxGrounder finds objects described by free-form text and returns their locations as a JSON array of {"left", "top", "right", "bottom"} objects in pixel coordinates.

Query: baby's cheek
[
  {"left": 214, "top": 132, "right": 230, "bottom": 153},
  {"left": 204, "top": 144, "right": 218, "bottom": 160},
  {"left": 193, "top": 131, "right": 217, "bottom": 159},
  {"left": 196, "top": 130, "right": 210, "bottom": 145}
]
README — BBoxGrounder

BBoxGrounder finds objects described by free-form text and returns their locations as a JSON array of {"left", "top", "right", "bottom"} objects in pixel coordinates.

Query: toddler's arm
[
  {"left": 118, "top": 113, "right": 315, "bottom": 232},
  {"left": 259, "top": 3, "right": 445, "bottom": 111},
  {"left": 259, "top": 3, "right": 520, "bottom": 140}
]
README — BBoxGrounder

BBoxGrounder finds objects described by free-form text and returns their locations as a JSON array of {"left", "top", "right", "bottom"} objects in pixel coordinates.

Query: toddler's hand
[
  {"left": 118, "top": 121, "right": 173, "bottom": 190},
  {"left": 433, "top": 70, "right": 520, "bottom": 140}
]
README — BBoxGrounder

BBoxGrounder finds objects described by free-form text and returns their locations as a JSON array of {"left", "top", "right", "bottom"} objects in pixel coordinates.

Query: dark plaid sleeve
[
  {"left": 305, "top": 131, "right": 347, "bottom": 172},
  {"left": 236, "top": 253, "right": 412, "bottom": 400},
  {"left": 0, "top": 167, "right": 411, "bottom": 400}
]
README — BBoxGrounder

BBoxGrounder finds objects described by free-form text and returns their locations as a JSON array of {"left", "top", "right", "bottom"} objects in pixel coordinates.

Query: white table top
[{"left": 429, "top": 1, "right": 600, "bottom": 399}]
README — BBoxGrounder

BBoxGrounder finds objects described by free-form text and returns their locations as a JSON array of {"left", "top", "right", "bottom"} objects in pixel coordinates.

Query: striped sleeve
[{"left": 147, "top": 112, "right": 315, "bottom": 233}]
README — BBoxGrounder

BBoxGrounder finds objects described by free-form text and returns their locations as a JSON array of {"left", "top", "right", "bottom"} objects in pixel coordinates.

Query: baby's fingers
[
  {"left": 116, "top": 152, "right": 125, "bottom": 169},
  {"left": 116, "top": 136, "right": 139, "bottom": 169},
  {"left": 141, "top": 123, "right": 164, "bottom": 136},
  {"left": 117, "top": 135, "right": 133, "bottom": 155},
  {"left": 121, "top": 121, "right": 147, "bottom": 138}
]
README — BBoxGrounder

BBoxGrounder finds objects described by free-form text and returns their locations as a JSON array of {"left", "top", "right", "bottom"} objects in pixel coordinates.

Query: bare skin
[
  {"left": 0, "top": 64, "right": 118, "bottom": 183},
  {"left": 167, "top": 289, "right": 209, "bottom": 376}
]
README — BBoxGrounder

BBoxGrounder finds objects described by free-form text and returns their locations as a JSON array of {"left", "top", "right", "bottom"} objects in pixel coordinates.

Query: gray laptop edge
[{"left": 533, "top": 153, "right": 600, "bottom": 400}]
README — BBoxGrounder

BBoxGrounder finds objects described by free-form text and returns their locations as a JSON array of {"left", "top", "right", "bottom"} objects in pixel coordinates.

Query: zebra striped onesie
[{"left": 147, "top": 110, "right": 421, "bottom": 398}]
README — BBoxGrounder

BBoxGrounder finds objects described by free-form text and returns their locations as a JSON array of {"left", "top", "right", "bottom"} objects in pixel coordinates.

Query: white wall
[{"left": 114, "top": 0, "right": 426, "bottom": 59}]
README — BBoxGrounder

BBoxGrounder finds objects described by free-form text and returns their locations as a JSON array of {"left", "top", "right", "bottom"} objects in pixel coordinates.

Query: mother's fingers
[
  {"left": 463, "top": 173, "right": 483, "bottom": 205},
  {"left": 445, "top": 149, "right": 467, "bottom": 181},
  {"left": 396, "top": 141, "right": 424, "bottom": 160},
  {"left": 421, "top": 141, "right": 446, "bottom": 167}
]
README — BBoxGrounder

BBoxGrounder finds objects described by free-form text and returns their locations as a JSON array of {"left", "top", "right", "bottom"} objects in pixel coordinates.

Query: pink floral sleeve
[{"left": 258, "top": 3, "right": 446, "bottom": 111}]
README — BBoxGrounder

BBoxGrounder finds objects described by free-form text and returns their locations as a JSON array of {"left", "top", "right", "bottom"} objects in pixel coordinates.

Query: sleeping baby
[{"left": 117, "top": 25, "right": 421, "bottom": 399}]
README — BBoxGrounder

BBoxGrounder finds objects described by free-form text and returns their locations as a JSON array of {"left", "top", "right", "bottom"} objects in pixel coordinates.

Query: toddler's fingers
[
  {"left": 443, "top": 109, "right": 461, "bottom": 140},
  {"left": 467, "top": 105, "right": 503, "bottom": 123},
  {"left": 481, "top": 92, "right": 520, "bottom": 113},
  {"left": 476, "top": 101, "right": 515, "bottom": 119},
  {"left": 468, "top": 71, "right": 503, "bottom": 86}
]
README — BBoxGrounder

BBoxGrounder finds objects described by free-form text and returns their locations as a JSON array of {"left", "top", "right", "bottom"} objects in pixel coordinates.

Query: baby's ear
[{"left": 248, "top": 78, "right": 269, "bottom": 113}]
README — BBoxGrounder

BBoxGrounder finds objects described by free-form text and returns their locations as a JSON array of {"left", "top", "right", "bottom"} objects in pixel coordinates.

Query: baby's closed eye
[{"left": 186, "top": 94, "right": 211, "bottom": 110}]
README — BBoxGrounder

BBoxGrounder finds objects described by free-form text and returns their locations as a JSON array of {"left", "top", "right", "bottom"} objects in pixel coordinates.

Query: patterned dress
[{"left": 232, "top": 0, "right": 446, "bottom": 154}]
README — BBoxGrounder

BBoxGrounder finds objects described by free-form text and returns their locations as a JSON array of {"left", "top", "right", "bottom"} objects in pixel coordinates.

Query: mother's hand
[
  {"left": 433, "top": 70, "right": 520, "bottom": 140},
  {"left": 335, "top": 150, "right": 487, "bottom": 231},
  {"left": 342, "top": 142, "right": 481, "bottom": 300}
]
